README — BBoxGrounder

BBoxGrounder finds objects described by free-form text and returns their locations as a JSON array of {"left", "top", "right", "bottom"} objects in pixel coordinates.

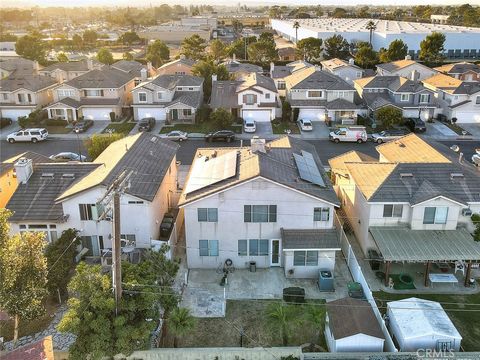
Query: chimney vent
[
  {"left": 14, "top": 158, "right": 33, "bottom": 184},
  {"left": 250, "top": 136, "right": 266, "bottom": 153}
]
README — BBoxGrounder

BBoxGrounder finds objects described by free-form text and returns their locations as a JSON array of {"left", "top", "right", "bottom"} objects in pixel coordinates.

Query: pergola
[{"left": 370, "top": 227, "right": 480, "bottom": 287}]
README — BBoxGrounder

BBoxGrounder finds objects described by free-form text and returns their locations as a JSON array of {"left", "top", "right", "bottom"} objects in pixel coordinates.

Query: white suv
[{"left": 7, "top": 128, "right": 48, "bottom": 143}]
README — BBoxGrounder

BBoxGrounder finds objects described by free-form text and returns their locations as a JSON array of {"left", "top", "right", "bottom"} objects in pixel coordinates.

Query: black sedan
[
  {"left": 204, "top": 130, "right": 236, "bottom": 143},
  {"left": 405, "top": 118, "right": 426, "bottom": 133},
  {"left": 73, "top": 120, "right": 94, "bottom": 133}
]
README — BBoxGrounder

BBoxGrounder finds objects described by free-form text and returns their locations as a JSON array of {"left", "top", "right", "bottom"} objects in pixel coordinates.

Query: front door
[
  {"left": 270, "top": 239, "right": 281, "bottom": 266},
  {"left": 171, "top": 109, "right": 178, "bottom": 121}
]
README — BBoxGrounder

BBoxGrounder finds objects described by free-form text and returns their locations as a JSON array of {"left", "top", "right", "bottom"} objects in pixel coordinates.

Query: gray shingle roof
[
  {"left": 0, "top": 151, "right": 53, "bottom": 176},
  {"left": 0, "top": 58, "right": 35, "bottom": 74},
  {"left": 290, "top": 70, "right": 354, "bottom": 91},
  {"left": 150, "top": 74, "right": 203, "bottom": 90},
  {"left": 223, "top": 61, "right": 262, "bottom": 74},
  {"left": 46, "top": 97, "right": 81, "bottom": 108},
  {"left": 326, "top": 98, "right": 362, "bottom": 110},
  {"left": 170, "top": 91, "right": 203, "bottom": 108},
  {"left": 271, "top": 65, "right": 292, "bottom": 79},
  {"left": 281, "top": 228, "right": 340, "bottom": 250},
  {"left": 445, "top": 62, "right": 480, "bottom": 75},
  {"left": 362, "top": 76, "right": 425, "bottom": 92},
  {"left": 210, "top": 80, "right": 243, "bottom": 109},
  {"left": 40, "top": 59, "right": 101, "bottom": 73},
  {"left": 65, "top": 67, "right": 135, "bottom": 89},
  {"left": 238, "top": 72, "right": 278, "bottom": 93},
  {"left": 0, "top": 75, "right": 57, "bottom": 92},
  {"left": 6, "top": 163, "right": 100, "bottom": 222}
]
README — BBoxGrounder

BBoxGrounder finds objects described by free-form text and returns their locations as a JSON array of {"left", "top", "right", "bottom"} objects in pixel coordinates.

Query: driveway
[
  {"left": 460, "top": 123, "right": 480, "bottom": 139},
  {"left": 424, "top": 120, "right": 457, "bottom": 139},
  {"left": 129, "top": 120, "right": 164, "bottom": 135},
  {"left": 299, "top": 121, "right": 331, "bottom": 140}
]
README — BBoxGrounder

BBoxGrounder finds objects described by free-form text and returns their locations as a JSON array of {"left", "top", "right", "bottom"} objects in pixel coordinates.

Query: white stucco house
[
  {"left": 6, "top": 133, "right": 179, "bottom": 257},
  {"left": 376, "top": 57, "right": 438, "bottom": 81},
  {"left": 321, "top": 58, "right": 365, "bottom": 86},
  {"left": 178, "top": 136, "right": 341, "bottom": 279}
]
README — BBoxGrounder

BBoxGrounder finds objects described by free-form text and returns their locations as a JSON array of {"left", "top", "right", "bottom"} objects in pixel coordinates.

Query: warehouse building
[{"left": 271, "top": 18, "right": 480, "bottom": 60}]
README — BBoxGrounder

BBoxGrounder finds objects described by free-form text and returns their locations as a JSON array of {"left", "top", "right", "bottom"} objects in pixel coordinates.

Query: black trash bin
[
  {"left": 249, "top": 261, "right": 256, "bottom": 272},
  {"left": 368, "top": 249, "right": 382, "bottom": 271}
]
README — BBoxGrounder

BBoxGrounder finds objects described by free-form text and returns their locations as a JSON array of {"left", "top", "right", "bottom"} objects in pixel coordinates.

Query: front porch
[
  {"left": 166, "top": 107, "right": 195, "bottom": 124},
  {"left": 47, "top": 107, "right": 77, "bottom": 122}
]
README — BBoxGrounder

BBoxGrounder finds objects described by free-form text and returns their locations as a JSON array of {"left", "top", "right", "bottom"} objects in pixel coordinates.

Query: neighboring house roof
[
  {"left": 344, "top": 162, "right": 397, "bottom": 200},
  {"left": 57, "top": 133, "right": 179, "bottom": 202},
  {"left": 0, "top": 74, "right": 57, "bottom": 92},
  {"left": 326, "top": 297, "right": 385, "bottom": 340},
  {"left": 179, "top": 136, "right": 339, "bottom": 206},
  {"left": 112, "top": 60, "right": 146, "bottom": 77},
  {"left": 65, "top": 67, "right": 135, "bottom": 89},
  {"left": 357, "top": 76, "right": 426, "bottom": 93},
  {"left": 281, "top": 228, "right": 340, "bottom": 250},
  {"left": 46, "top": 97, "right": 82, "bottom": 108},
  {"left": 222, "top": 60, "right": 263, "bottom": 75},
  {"left": 0, "top": 58, "right": 36, "bottom": 75},
  {"left": 376, "top": 59, "right": 416, "bottom": 73},
  {"left": 271, "top": 60, "right": 313, "bottom": 79},
  {"left": 170, "top": 90, "right": 203, "bottom": 108},
  {"left": 321, "top": 58, "right": 361, "bottom": 71},
  {"left": 289, "top": 97, "right": 363, "bottom": 109},
  {"left": 434, "top": 62, "right": 480, "bottom": 75},
  {"left": 1, "top": 151, "right": 53, "bottom": 176},
  {"left": 422, "top": 73, "right": 480, "bottom": 95},
  {"left": 287, "top": 68, "right": 354, "bottom": 91},
  {"left": 2, "top": 335, "right": 54, "bottom": 360},
  {"left": 40, "top": 59, "right": 101, "bottom": 73},
  {"left": 157, "top": 58, "right": 196, "bottom": 70},
  {"left": 146, "top": 74, "right": 204, "bottom": 90},
  {"left": 210, "top": 80, "right": 243, "bottom": 109},
  {"left": 237, "top": 72, "right": 277, "bottom": 93}
]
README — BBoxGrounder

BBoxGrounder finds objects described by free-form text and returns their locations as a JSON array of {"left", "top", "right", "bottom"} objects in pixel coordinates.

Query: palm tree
[
  {"left": 303, "top": 304, "right": 326, "bottom": 347},
  {"left": 293, "top": 21, "right": 300, "bottom": 44},
  {"left": 265, "top": 302, "right": 299, "bottom": 346},
  {"left": 167, "top": 307, "right": 196, "bottom": 348},
  {"left": 366, "top": 20, "right": 377, "bottom": 47}
]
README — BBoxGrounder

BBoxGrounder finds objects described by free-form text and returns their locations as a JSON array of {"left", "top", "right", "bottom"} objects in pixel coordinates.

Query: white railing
[{"left": 335, "top": 212, "right": 397, "bottom": 352}]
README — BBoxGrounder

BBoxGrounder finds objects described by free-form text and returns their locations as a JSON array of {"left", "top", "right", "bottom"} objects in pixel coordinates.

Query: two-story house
[
  {"left": 0, "top": 58, "right": 37, "bottom": 78},
  {"left": 376, "top": 57, "right": 437, "bottom": 81},
  {"left": 38, "top": 59, "right": 104, "bottom": 83},
  {"left": 131, "top": 74, "right": 204, "bottom": 123},
  {"left": 422, "top": 73, "right": 480, "bottom": 123},
  {"left": 434, "top": 62, "right": 480, "bottom": 82},
  {"left": 270, "top": 60, "right": 313, "bottom": 97},
  {"left": 321, "top": 58, "right": 365, "bottom": 86},
  {"left": 6, "top": 133, "right": 179, "bottom": 257},
  {"left": 45, "top": 66, "right": 137, "bottom": 122},
  {"left": 286, "top": 67, "right": 364, "bottom": 124},
  {"left": 210, "top": 72, "right": 281, "bottom": 122},
  {"left": 156, "top": 57, "right": 197, "bottom": 76},
  {"left": 354, "top": 75, "right": 438, "bottom": 121},
  {"left": 111, "top": 60, "right": 155, "bottom": 86},
  {"left": 0, "top": 74, "right": 57, "bottom": 120},
  {"left": 179, "top": 136, "right": 341, "bottom": 278},
  {"left": 221, "top": 57, "right": 263, "bottom": 80},
  {"left": 329, "top": 134, "right": 480, "bottom": 287}
]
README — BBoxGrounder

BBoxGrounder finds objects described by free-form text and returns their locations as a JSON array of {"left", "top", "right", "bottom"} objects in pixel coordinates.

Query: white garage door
[
  {"left": 242, "top": 110, "right": 271, "bottom": 122},
  {"left": 402, "top": 109, "right": 420, "bottom": 118},
  {"left": 137, "top": 107, "right": 166, "bottom": 121},
  {"left": 298, "top": 108, "right": 325, "bottom": 121},
  {"left": 1, "top": 108, "right": 32, "bottom": 121},
  {"left": 82, "top": 108, "right": 114, "bottom": 120},
  {"left": 455, "top": 111, "right": 480, "bottom": 124}
]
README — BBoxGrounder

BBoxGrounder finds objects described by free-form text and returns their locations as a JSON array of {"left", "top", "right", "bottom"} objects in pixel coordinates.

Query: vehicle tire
[
  {"left": 31, "top": 138, "right": 38, "bottom": 143},
  {"left": 376, "top": 139, "right": 383, "bottom": 144},
  {"left": 334, "top": 138, "right": 340, "bottom": 144},
  {"left": 357, "top": 139, "right": 363, "bottom": 144},
  {"left": 8, "top": 138, "right": 15, "bottom": 143}
]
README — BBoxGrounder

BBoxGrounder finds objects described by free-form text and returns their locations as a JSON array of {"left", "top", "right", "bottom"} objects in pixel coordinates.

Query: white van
[
  {"left": 329, "top": 126, "right": 367, "bottom": 143},
  {"left": 243, "top": 118, "right": 256, "bottom": 133}
]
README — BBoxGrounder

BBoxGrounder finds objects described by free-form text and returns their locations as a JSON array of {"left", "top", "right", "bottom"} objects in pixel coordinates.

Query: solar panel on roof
[
  {"left": 293, "top": 151, "right": 325, "bottom": 187},
  {"left": 184, "top": 151, "right": 237, "bottom": 194}
]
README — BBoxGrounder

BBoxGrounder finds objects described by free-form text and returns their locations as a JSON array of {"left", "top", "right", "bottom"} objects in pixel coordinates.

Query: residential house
[
  {"left": 375, "top": 57, "right": 437, "bottom": 81},
  {"left": 0, "top": 58, "right": 37, "bottom": 78},
  {"left": 270, "top": 60, "right": 313, "bottom": 96},
  {"left": 111, "top": 60, "right": 155, "bottom": 86},
  {"left": 422, "top": 73, "right": 480, "bottom": 123},
  {"left": 38, "top": 59, "right": 103, "bottom": 82},
  {"left": 211, "top": 72, "right": 281, "bottom": 122},
  {"left": 434, "top": 62, "right": 480, "bottom": 82},
  {"left": 179, "top": 136, "right": 341, "bottom": 279},
  {"left": 156, "top": 57, "right": 197, "bottom": 76},
  {"left": 321, "top": 58, "right": 365, "bottom": 85},
  {"left": 277, "top": 46, "right": 296, "bottom": 61},
  {"left": 325, "top": 297, "right": 385, "bottom": 352},
  {"left": 286, "top": 67, "right": 364, "bottom": 124},
  {"left": 131, "top": 74, "right": 203, "bottom": 123},
  {"left": 0, "top": 74, "right": 57, "bottom": 120},
  {"left": 221, "top": 58, "right": 263, "bottom": 80},
  {"left": 45, "top": 66, "right": 137, "bottom": 122},
  {"left": 329, "top": 134, "right": 480, "bottom": 287},
  {"left": 6, "top": 133, "right": 179, "bottom": 255},
  {"left": 354, "top": 75, "right": 438, "bottom": 121}
]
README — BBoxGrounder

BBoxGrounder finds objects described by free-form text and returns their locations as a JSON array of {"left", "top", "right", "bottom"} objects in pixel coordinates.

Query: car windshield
[
  {"left": 303, "top": 121, "right": 311, "bottom": 125},
  {"left": 40, "top": 130, "right": 47, "bottom": 134},
  {"left": 334, "top": 129, "right": 343, "bottom": 135},
  {"left": 245, "top": 123, "right": 254, "bottom": 127}
]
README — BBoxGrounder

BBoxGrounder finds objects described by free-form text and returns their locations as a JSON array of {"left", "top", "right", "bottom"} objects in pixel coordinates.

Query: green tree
[
  {"left": 419, "top": 32, "right": 445, "bottom": 66},
  {"left": 84, "top": 133, "right": 125, "bottom": 160},
  {"left": 226, "top": 36, "right": 256, "bottom": 60},
  {"left": 324, "top": 34, "right": 350, "bottom": 60},
  {"left": 209, "top": 108, "right": 233, "bottom": 129},
  {"left": 45, "top": 229, "right": 79, "bottom": 299},
  {"left": 146, "top": 40, "right": 170, "bottom": 67},
  {"left": 57, "top": 52, "right": 69, "bottom": 62},
  {"left": 72, "top": 34, "right": 83, "bottom": 50},
  {"left": 379, "top": 39, "right": 408, "bottom": 63},
  {"left": 332, "top": 7, "right": 347, "bottom": 18},
  {"left": 192, "top": 60, "right": 230, "bottom": 100},
  {"left": 167, "top": 307, "right": 196, "bottom": 347},
  {"left": 15, "top": 35, "right": 46, "bottom": 64},
  {"left": 180, "top": 34, "right": 207, "bottom": 61},
  {"left": 123, "top": 51, "right": 134, "bottom": 61},
  {"left": 354, "top": 44, "right": 379, "bottom": 69},
  {"left": 97, "top": 47, "right": 114, "bottom": 65},
  {"left": 83, "top": 29, "right": 98, "bottom": 46},
  {"left": 375, "top": 106, "right": 403, "bottom": 128},
  {"left": 259, "top": 32, "right": 275, "bottom": 45},
  {"left": 265, "top": 302, "right": 299, "bottom": 346},
  {"left": 0, "top": 209, "right": 48, "bottom": 344},
  {"left": 247, "top": 41, "right": 277, "bottom": 63},
  {"left": 282, "top": 100, "right": 292, "bottom": 122},
  {"left": 119, "top": 31, "right": 141, "bottom": 45},
  {"left": 295, "top": 37, "right": 322, "bottom": 62},
  {"left": 209, "top": 39, "right": 227, "bottom": 61},
  {"left": 293, "top": 21, "right": 300, "bottom": 43},
  {"left": 366, "top": 20, "right": 377, "bottom": 46}
]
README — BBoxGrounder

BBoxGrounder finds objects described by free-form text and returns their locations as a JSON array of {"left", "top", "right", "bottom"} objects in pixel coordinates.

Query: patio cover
[
  {"left": 281, "top": 228, "right": 340, "bottom": 250},
  {"left": 370, "top": 227, "right": 480, "bottom": 262}
]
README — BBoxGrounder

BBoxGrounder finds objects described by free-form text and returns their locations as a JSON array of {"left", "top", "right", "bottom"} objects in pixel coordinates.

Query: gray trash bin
[{"left": 249, "top": 261, "right": 256, "bottom": 272}]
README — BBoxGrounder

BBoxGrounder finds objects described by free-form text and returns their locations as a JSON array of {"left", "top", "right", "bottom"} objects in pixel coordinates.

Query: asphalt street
[{"left": 1, "top": 137, "right": 478, "bottom": 166}]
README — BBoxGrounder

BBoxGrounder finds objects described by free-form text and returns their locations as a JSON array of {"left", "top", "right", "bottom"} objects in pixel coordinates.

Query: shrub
[
  {"left": 84, "top": 133, "right": 125, "bottom": 160},
  {"left": 374, "top": 106, "right": 403, "bottom": 128},
  {"left": 474, "top": 224, "right": 480, "bottom": 242},
  {"left": 209, "top": 108, "right": 233, "bottom": 129},
  {"left": 471, "top": 213, "right": 480, "bottom": 224},
  {"left": 45, "top": 118, "right": 67, "bottom": 126},
  {"left": 282, "top": 100, "right": 291, "bottom": 122},
  {"left": 18, "top": 116, "right": 29, "bottom": 129},
  {"left": 196, "top": 104, "right": 212, "bottom": 123}
]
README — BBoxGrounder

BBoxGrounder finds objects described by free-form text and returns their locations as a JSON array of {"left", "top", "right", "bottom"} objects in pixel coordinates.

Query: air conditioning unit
[{"left": 462, "top": 208, "right": 473, "bottom": 216}]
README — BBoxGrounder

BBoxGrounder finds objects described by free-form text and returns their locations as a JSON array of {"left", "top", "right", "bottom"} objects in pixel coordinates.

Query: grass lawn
[
  {"left": 101, "top": 121, "right": 136, "bottom": 135},
  {"left": 271, "top": 119, "right": 300, "bottom": 135},
  {"left": 45, "top": 125, "right": 72, "bottom": 134},
  {"left": 374, "top": 291, "right": 480, "bottom": 351},
  {"left": 167, "top": 299, "right": 327, "bottom": 350},
  {"left": 159, "top": 123, "right": 242, "bottom": 134},
  {"left": 0, "top": 299, "right": 59, "bottom": 342}
]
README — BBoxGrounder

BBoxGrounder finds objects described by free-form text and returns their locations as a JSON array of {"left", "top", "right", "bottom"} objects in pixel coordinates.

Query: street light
[{"left": 72, "top": 120, "right": 83, "bottom": 162}]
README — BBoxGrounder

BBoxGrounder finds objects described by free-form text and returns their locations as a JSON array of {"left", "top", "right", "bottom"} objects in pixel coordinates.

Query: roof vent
[
  {"left": 400, "top": 173, "right": 413, "bottom": 178},
  {"left": 62, "top": 173, "right": 75, "bottom": 179},
  {"left": 450, "top": 173, "right": 464, "bottom": 179},
  {"left": 150, "top": 136, "right": 158, "bottom": 143},
  {"left": 41, "top": 173, "right": 55, "bottom": 178}
]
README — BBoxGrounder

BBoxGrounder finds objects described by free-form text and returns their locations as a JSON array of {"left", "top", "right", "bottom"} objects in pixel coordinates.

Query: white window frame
[
  {"left": 314, "top": 207, "right": 330, "bottom": 221},
  {"left": 293, "top": 251, "right": 318, "bottom": 266},
  {"left": 245, "top": 94, "right": 255, "bottom": 105},
  {"left": 423, "top": 207, "right": 448, "bottom": 225},
  {"left": 85, "top": 89, "right": 102, "bottom": 97},
  {"left": 157, "top": 92, "right": 163, "bottom": 100},
  {"left": 419, "top": 93, "right": 430, "bottom": 103},
  {"left": 138, "top": 92, "right": 147, "bottom": 103},
  {"left": 383, "top": 204, "right": 403, "bottom": 218},
  {"left": 307, "top": 90, "right": 323, "bottom": 99},
  {"left": 197, "top": 208, "right": 218, "bottom": 222},
  {"left": 400, "top": 93, "right": 410, "bottom": 102},
  {"left": 199, "top": 240, "right": 219, "bottom": 256}
]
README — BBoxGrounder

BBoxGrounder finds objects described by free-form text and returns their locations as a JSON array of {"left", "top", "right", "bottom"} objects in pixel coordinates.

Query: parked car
[
  {"left": 49, "top": 152, "right": 86, "bottom": 162},
  {"left": 204, "top": 130, "right": 236, "bottom": 143},
  {"left": 0, "top": 118, "right": 12, "bottom": 129},
  {"left": 164, "top": 130, "right": 188, "bottom": 142},
  {"left": 371, "top": 129, "right": 409, "bottom": 144},
  {"left": 7, "top": 128, "right": 48, "bottom": 143},
  {"left": 138, "top": 117, "right": 155, "bottom": 132},
  {"left": 73, "top": 120, "right": 94, "bottom": 133},
  {"left": 243, "top": 118, "right": 256, "bottom": 133},
  {"left": 159, "top": 213, "right": 175, "bottom": 238},
  {"left": 405, "top": 118, "right": 426, "bottom": 133},
  {"left": 329, "top": 126, "right": 367, "bottom": 143},
  {"left": 298, "top": 119, "right": 313, "bottom": 131}
]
